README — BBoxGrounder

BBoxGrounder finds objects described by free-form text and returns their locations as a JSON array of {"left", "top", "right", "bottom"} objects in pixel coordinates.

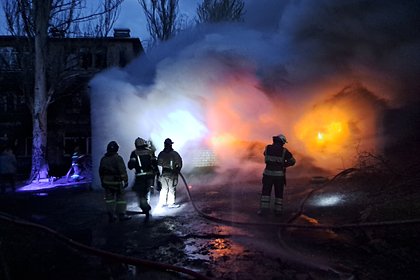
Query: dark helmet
[
  {"left": 135, "top": 137, "right": 147, "bottom": 148},
  {"left": 164, "top": 138, "right": 174, "bottom": 145},
  {"left": 107, "top": 141, "right": 119, "bottom": 153},
  {"left": 273, "top": 134, "right": 287, "bottom": 144}
]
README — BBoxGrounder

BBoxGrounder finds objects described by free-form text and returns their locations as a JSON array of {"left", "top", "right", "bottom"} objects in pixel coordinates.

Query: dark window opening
[
  {"left": 119, "top": 50, "right": 127, "bottom": 67},
  {"left": 95, "top": 51, "right": 107, "bottom": 68},
  {"left": 79, "top": 48, "right": 92, "bottom": 69}
]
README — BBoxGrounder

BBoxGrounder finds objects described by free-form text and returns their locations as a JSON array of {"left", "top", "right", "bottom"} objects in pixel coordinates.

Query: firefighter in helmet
[
  {"left": 99, "top": 141, "right": 131, "bottom": 223},
  {"left": 258, "top": 134, "right": 296, "bottom": 216},
  {"left": 70, "top": 145, "right": 84, "bottom": 181},
  {"left": 128, "top": 137, "right": 159, "bottom": 223},
  {"left": 157, "top": 138, "right": 183, "bottom": 208}
]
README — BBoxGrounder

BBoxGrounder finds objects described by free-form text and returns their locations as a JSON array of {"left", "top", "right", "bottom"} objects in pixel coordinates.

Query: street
[{"left": 1, "top": 172, "right": 420, "bottom": 279}]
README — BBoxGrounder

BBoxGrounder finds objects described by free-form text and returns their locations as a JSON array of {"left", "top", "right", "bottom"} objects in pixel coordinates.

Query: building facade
[{"left": 0, "top": 30, "right": 143, "bottom": 178}]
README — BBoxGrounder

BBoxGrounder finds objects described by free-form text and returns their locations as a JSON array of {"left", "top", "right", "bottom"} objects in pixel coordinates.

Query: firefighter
[
  {"left": 157, "top": 138, "right": 183, "bottom": 208},
  {"left": 127, "top": 137, "right": 159, "bottom": 223},
  {"left": 0, "top": 146, "right": 17, "bottom": 194},
  {"left": 99, "top": 141, "right": 131, "bottom": 223},
  {"left": 70, "top": 145, "right": 84, "bottom": 181},
  {"left": 258, "top": 134, "right": 296, "bottom": 216}
]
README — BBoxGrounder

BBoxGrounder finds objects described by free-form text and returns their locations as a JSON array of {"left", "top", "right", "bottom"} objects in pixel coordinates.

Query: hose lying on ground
[
  {"left": 0, "top": 211, "right": 211, "bottom": 280},
  {"left": 1, "top": 169, "right": 418, "bottom": 279},
  {"left": 179, "top": 172, "right": 420, "bottom": 230}
]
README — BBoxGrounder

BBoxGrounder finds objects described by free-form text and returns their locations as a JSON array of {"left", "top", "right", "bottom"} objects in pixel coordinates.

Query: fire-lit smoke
[
  {"left": 294, "top": 84, "right": 387, "bottom": 172},
  {"left": 89, "top": 54, "right": 280, "bottom": 185},
  {"left": 89, "top": 0, "right": 420, "bottom": 188}
]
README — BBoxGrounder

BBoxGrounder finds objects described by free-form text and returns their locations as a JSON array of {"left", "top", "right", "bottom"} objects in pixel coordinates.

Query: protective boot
[
  {"left": 144, "top": 211, "right": 150, "bottom": 224},
  {"left": 274, "top": 198, "right": 283, "bottom": 216},
  {"left": 168, "top": 204, "right": 180, "bottom": 208}
]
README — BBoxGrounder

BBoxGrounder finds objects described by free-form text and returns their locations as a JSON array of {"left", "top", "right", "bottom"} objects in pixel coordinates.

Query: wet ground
[{"left": 1, "top": 172, "right": 420, "bottom": 279}]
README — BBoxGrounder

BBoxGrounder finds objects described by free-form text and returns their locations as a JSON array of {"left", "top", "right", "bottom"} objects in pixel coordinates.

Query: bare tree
[
  {"left": 2, "top": 0, "right": 123, "bottom": 181},
  {"left": 196, "top": 0, "right": 245, "bottom": 23},
  {"left": 94, "top": 1, "right": 122, "bottom": 37},
  {"left": 139, "top": 0, "right": 179, "bottom": 45}
]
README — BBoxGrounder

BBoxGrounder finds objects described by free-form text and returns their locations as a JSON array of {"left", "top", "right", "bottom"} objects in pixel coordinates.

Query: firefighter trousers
[
  {"left": 158, "top": 175, "right": 177, "bottom": 206},
  {"left": 260, "top": 174, "right": 284, "bottom": 213},
  {"left": 132, "top": 175, "right": 154, "bottom": 213},
  {"left": 104, "top": 187, "right": 127, "bottom": 216}
]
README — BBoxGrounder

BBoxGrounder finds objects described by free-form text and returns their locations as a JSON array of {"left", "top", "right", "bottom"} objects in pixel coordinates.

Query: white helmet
[{"left": 273, "top": 134, "right": 287, "bottom": 144}]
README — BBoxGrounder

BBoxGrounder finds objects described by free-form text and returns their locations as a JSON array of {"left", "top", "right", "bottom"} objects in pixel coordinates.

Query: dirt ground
[{"left": 1, "top": 172, "right": 420, "bottom": 279}]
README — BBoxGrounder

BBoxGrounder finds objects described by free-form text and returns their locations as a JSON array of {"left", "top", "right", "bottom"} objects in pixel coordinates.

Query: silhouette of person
[{"left": 0, "top": 146, "right": 17, "bottom": 194}]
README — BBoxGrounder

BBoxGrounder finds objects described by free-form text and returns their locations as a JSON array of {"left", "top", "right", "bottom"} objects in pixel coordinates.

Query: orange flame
[
  {"left": 199, "top": 72, "right": 383, "bottom": 174},
  {"left": 294, "top": 89, "right": 382, "bottom": 171}
]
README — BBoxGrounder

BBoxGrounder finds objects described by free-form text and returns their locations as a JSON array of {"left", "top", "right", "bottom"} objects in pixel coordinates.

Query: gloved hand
[{"left": 128, "top": 157, "right": 137, "bottom": 170}]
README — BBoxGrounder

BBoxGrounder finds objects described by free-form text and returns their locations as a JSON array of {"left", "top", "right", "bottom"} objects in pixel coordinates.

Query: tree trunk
[{"left": 30, "top": 0, "right": 51, "bottom": 181}]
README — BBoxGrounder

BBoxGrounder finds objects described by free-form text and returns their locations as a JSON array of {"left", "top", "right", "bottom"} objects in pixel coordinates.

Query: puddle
[{"left": 184, "top": 237, "right": 246, "bottom": 262}]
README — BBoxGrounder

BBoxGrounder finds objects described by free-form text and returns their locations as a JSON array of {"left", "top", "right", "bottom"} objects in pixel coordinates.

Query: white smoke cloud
[{"left": 89, "top": 0, "right": 420, "bottom": 188}]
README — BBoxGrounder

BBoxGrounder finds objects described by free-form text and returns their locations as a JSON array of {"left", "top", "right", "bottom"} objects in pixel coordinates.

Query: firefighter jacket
[
  {"left": 158, "top": 147, "right": 183, "bottom": 177},
  {"left": 99, "top": 152, "right": 128, "bottom": 190},
  {"left": 263, "top": 143, "right": 296, "bottom": 177},
  {"left": 127, "top": 147, "right": 159, "bottom": 177}
]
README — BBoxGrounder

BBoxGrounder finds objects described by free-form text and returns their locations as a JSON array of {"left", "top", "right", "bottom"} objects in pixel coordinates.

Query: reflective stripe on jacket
[
  {"left": 128, "top": 147, "right": 158, "bottom": 176},
  {"left": 99, "top": 152, "right": 128, "bottom": 189},
  {"left": 158, "top": 148, "right": 183, "bottom": 176},
  {"left": 263, "top": 144, "right": 286, "bottom": 177}
]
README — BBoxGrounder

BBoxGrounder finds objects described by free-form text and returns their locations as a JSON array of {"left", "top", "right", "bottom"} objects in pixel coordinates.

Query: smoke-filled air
[{"left": 89, "top": 0, "right": 420, "bottom": 187}]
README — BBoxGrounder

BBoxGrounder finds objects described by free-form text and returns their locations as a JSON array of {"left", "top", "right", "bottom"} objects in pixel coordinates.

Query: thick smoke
[{"left": 89, "top": 0, "right": 420, "bottom": 188}]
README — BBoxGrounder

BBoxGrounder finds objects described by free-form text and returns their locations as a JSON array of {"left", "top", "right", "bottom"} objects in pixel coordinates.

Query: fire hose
[
  {"left": 179, "top": 171, "right": 420, "bottom": 230},
  {"left": 1, "top": 169, "right": 419, "bottom": 279},
  {"left": 181, "top": 170, "right": 420, "bottom": 280},
  {"left": 0, "top": 211, "right": 211, "bottom": 280}
]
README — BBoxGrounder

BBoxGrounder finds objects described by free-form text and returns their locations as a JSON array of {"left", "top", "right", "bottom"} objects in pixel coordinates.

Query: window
[
  {"left": 79, "top": 48, "right": 92, "bottom": 69},
  {"left": 0, "top": 47, "right": 18, "bottom": 70},
  {"left": 0, "top": 93, "right": 28, "bottom": 112},
  {"left": 94, "top": 48, "right": 107, "bottom": 68},
  {"left": 63, "top": 136, "right": 91, "bottom": 156},
  {"left": 66, "top": 52, "right": 79, "bottom": 69},
  {"left": 119, "top": 50, "right": 127, "bottom": 67}
]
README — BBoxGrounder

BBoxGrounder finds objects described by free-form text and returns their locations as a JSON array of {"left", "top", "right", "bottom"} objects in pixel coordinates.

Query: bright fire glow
[
  {"left": 201, "top": 77, "right": 281, "bottom": 169},
  {"left": 296, "top": 107, "right": 351, "bottom": 154},
  {"left": 315, "top": 122, "right": 345, "bottom": 145},
  {"left": 294, "top": 90, "right": 381, "bottom": 170},
  {"left": 210, "top": 133, "right": 237, "bottom": 147},
  {"left": 317, "top": 131, "right": 324, "bottom": 141},
  {"left": 90, "top": 54, "right": 385, "bottom": 181}
]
